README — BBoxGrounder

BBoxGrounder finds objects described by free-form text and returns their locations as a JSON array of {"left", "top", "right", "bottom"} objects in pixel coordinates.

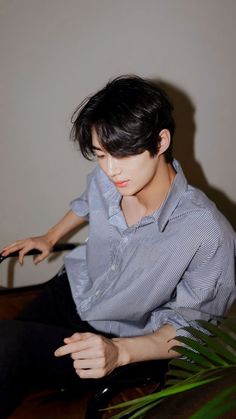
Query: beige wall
[{"left": 0, "top": 0, "right": 235, "bottom": 286}]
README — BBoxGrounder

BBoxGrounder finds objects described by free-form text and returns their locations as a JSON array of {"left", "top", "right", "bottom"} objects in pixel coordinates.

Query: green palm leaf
[
  {"left": 166, "top": 368, "right": 192, "bottom": 379},
  {"left": 181, "top": 327, "right": 235, "bottom": 364},
  {"left": 121, "top": 400, "right": 163, "bottom": 419},
  {"left": 109, "top": 398, "right": 161, "bottom": 419},
  {"left": 190, "top": 383, "right": 236, "bottom": 419},
  {"left": 109, "top": 317, "right": 236, "bottom": 419},
  {"left": 173, "top": 336, "right": 228, "bottom": 365},
  {"left": 165, "top": 378, "right": 183, "bottom": 386},
  {"left": 196, "top": 320, "right": 236, "bottom": 352},
  {"left": 108, "top": 377, "right": 219, "bottom": 418},
  {"left": 170, "top": 344, "right": 214, "bottom": 368},
  {"left": 168, "top": 358, "right": 201, "bottom": 373}
]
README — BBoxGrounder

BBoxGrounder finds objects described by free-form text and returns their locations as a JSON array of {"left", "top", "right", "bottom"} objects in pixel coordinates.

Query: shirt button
[
  {"left": 111, "top": 264, "right": 116, "bottom": 271},
  {"left": 123, "top": 237, "right": 128, "bottom": 243}
]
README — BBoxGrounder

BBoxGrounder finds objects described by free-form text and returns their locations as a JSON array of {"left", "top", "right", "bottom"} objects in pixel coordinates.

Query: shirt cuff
[{"left": 150, "top": 308, "right": 213, "bottom": 337}]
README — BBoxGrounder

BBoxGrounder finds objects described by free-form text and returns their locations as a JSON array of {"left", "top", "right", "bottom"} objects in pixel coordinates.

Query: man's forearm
[
  {"left": 45, "top": 210, "right": 87, "bottom": 246},
  {"left": 112, "top": 324, "right": 180, "bottom": 367}
]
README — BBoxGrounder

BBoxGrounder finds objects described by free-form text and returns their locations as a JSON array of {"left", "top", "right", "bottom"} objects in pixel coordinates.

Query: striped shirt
[{"left": 64, "top": 160, "right": 236, "bottom": 337}]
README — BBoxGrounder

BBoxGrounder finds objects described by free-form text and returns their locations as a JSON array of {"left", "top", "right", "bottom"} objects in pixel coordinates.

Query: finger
[
  {"left": 64, "top": 333, "right": 81, "bottom": 343},
  {"left": 1, "top": 241, "right": 22, "bottom": 251},
  {"left": 64, "top": 332, "right": 92, "bottom": 343},
  {"left": 55, "top": 335, "right": 96, "bottom": 357},
  {"left": 73, "top": 357, "right": 104, "bottom": 370},
  {"left": 2, "top": 240, "right": 33, "bottom": 258},
  {"left": 54, "top": 343, "right": 75, "bottom": 357},
  {"left": 70, "top": 347, "right": 99, "bottom": 360},
  {"left": 55, "top": 334, "right": 97, "bottom": 357},
  {"left": 1, "top": 241, "right": 25, "bottom": 255},
  {"left": 76, "top": 368, "right": 106, "bottom": 379},
  {"left": 33, "top": 251, "right": 49, "bottom": 265},
  {"left": 18, "top": 246, "right": 32, "bottom": 265},
  {"left": 54, "top": 340, "right": 89, "bottom": 357}
]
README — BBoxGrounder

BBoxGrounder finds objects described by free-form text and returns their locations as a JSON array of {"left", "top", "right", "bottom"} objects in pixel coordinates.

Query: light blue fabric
[{"left": 64, "top": 160, "right": 236, "bottom": 337}]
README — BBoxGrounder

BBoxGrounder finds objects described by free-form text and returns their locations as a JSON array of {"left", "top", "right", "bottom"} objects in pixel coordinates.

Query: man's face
[{"left": 91, "top": 128, "right": 160, "bottom": 197}]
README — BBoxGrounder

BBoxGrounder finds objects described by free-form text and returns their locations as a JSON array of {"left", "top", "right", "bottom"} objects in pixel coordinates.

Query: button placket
[{"left": 110, "top": 228, "right": 133, "bottom": 274}]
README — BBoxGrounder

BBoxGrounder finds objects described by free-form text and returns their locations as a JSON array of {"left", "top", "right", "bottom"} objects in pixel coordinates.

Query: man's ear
[{"left": 157, "top": 129, "right": 171, "bottom": 155}]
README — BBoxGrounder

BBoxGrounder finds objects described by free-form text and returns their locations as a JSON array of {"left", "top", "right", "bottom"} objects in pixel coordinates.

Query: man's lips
[{"left": 114, "top": 180, "right": 129, "bottom": 188}]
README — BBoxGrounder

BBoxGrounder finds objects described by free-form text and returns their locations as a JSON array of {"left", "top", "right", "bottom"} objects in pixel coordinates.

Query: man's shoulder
[
  {"left": 180, "top": 185, "right": 216, "bottom": 215},
  {"left": 171, "top": 184, "right": 234, "bottom": 243}
]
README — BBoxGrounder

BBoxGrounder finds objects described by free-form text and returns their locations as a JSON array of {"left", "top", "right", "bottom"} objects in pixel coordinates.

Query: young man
[{"left": 1, "top": 75, "right": 235, "bottom": 417}]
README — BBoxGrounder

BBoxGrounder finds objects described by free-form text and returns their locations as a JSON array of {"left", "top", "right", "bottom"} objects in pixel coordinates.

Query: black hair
[{"left": 70, "top": 75, "right": 175, "bottom": 163}]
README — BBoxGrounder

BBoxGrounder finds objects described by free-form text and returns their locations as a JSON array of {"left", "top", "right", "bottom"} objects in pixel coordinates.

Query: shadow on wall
[{"left": 157, "top": 79, "right": 236, "bottom": 231}]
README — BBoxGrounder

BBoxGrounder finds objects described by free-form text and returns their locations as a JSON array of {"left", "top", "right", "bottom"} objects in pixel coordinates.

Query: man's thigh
[
  {"left": 15, "top": 269, "right": 93, "bottom": 332},
  {"left": 0, "top": 319, "right": 79, "bottom": 386},
  {"left": 0, "top": 318, "right": 86, "bottom": 417}
]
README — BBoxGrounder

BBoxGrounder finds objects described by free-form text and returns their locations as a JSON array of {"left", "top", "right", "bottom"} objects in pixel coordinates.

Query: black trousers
[{"left": 0, "top": 271, "right": 109, "bottom": 418}]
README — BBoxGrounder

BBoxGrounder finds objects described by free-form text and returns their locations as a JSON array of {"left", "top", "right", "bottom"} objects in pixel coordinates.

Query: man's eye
[{"left": 96, "top": 155, "right": 105, "bottom": 159}]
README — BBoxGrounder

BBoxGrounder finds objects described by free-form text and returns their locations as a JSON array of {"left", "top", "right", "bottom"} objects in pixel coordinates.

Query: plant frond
[
  {"left": 165, "top": 378, "right": 184, "bottom": 386},
  {"left": 125, "top": 400, "right": 163, "bottom": 419},
  {"left": 168, "top": 358, "right": 201, "bottom": 373},
  {"left": 109, "top": 377, "right": 219, "bottom": 418},
  {"left": 174, "top": 336, "right": 228, "bottom": 366},
  {"left": 182, "top": 326, "right": 235, "bottom": 364},
  {"left": 110, "top": 318, "right": 236, "bottom": 418},
  {"left": 171, "top": 344, "right": 214, "bottom": 368},
  {"left": 189, "top": 383, "right": 236, "bottom": 419},
  {"left": 109, "top": 398, "right": 160, "bottom": 419},
  {"left": 197, "top": 320, "right": 236, "bottom": 352},
  {"left": 166, "top": 366, "right": 225, "bottom": 387},
  {"left": 166, "top": 368, "right": 192, "bottom": 379}
]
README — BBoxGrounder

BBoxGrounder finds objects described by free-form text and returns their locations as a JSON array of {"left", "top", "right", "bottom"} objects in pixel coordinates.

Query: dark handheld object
[{"left": 0, "top": 243, "right": 77, "bottom": 264}]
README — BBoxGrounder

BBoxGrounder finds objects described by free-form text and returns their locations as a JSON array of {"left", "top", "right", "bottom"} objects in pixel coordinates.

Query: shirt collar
[
  {"left": 101, "top": 159, "right": 188, "bottom": 230},
  {"left": 157, "top": 160, "right": 188, "bottom": 231},
  {"left": 101, "top": 171, "right": 121, "bottom": 218}
]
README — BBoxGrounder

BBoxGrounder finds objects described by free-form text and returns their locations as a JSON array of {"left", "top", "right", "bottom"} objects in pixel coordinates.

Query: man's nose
[{"left": 107, "top": 155, "right": 121, "bottom": 176}]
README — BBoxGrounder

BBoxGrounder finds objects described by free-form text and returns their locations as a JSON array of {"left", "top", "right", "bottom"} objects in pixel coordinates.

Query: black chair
[
  {"left": 0, "top": 246, "right": 168, "bottom": 418},
  {"left": 85, "top": 359, "right": 168, "bottom": 418}
]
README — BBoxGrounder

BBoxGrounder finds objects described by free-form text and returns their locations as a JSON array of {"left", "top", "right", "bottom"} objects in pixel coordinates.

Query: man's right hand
[
  {"left": 1, "top": 235, "right": 53, "bottom": 265},
  {"left": 1, "top": 210, "right": 87, "bottom": 266}
]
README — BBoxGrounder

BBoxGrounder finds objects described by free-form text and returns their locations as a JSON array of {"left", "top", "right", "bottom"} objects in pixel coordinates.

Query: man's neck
[{"left": 135, "top": 156, "right": 176, "bottom": 216}]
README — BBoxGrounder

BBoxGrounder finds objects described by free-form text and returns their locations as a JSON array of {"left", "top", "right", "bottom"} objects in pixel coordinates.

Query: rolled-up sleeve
[
  {"left": 150, "top": 232, "right": 236, "bottom": 336},
  {"left": 69, "top": 170, "right": 96, "bottom": 219},
  {"left": 70, "top": 190, "right": 89, "bottom": 219}
]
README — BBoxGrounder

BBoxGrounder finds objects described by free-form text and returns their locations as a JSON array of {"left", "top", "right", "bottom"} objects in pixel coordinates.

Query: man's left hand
[{"left": 54, "top": 332, "right": 120, "bottom": 378}]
